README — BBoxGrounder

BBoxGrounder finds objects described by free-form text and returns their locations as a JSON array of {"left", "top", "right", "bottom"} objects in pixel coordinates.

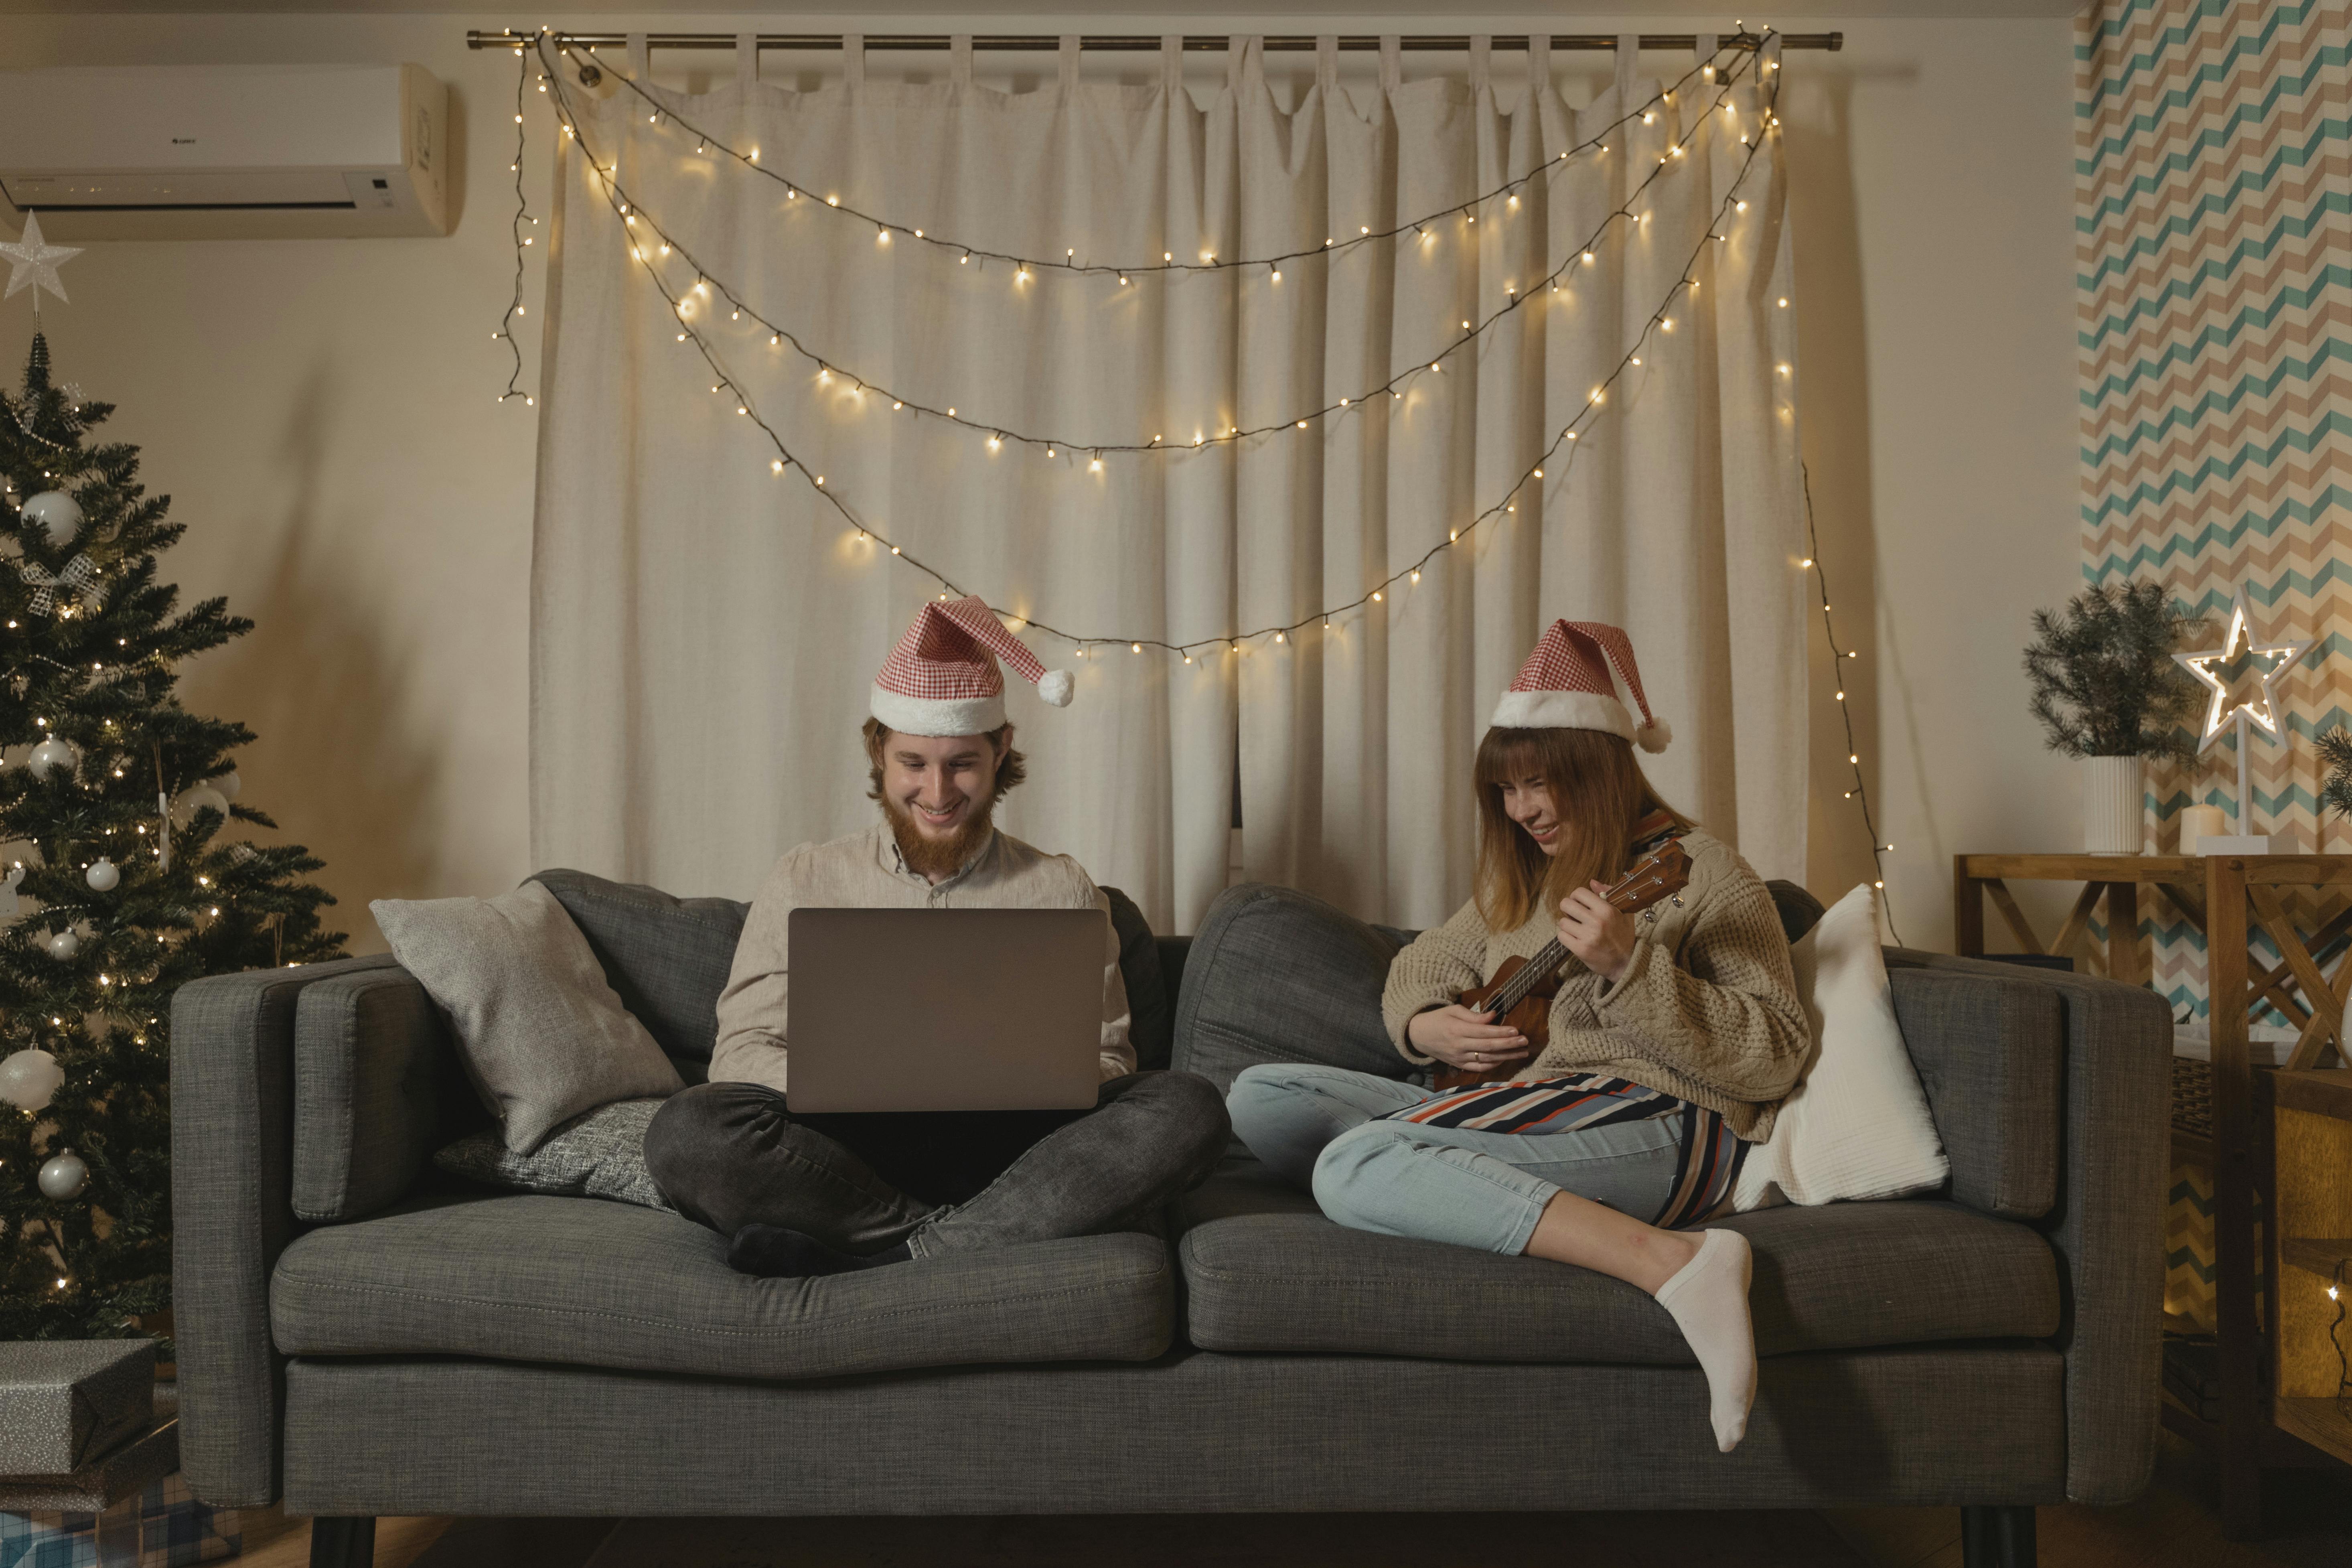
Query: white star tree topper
[
  {"left": 0, "top": 213, "right": 81, "bottom": 318},
  {"left": 2172, "top": 583, "right": 2316, "bottom": 842}
]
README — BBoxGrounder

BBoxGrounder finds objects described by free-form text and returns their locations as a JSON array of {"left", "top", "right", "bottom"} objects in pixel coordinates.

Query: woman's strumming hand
[
  {"left": 1557, "top": 881, "right": 1637, "bottom": 984},
  {"left": 1408, "top": 1005, "right": 1532, "bottom": 1074}
]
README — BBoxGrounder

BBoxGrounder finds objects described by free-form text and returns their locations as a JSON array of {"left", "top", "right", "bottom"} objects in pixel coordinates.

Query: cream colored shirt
[{"left": 709, "top": 821, "right": 1135, "bottom": 1095}]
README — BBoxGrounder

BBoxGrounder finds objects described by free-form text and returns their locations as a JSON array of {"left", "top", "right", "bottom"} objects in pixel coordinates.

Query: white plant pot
[{"left": 2082, "top": 755, "right": 2145, "bottom": 854}]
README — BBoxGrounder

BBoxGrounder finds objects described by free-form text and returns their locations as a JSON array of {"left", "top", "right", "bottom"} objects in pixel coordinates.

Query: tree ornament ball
[
  {"left": 37, "top": 1150, "right": 88, "bottom": 1201},
  {"left": 84, "top": 857, "right": 118, "bottom": 892},
  {"left": 0, "top": 1047, "right": 63, "bottom": 1112},
  {"left": 45, "top": 928, "right": 78, "bottom": 960},
  {"left": 214, "top": 769, "right": 241, "bottom": 803},
  {"left": 19, "top": 491, "right": 82, "bottom": 547},
  {"left": 26, "top": 737, "right": 77, "bottom": 781},
  {"left": 178, "top": 784, "right": 228, "bottom": 820}
]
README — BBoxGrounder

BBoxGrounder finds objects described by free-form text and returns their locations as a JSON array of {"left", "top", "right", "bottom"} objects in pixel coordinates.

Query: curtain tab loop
[
  {"left": 1228, "top": 35, "right": 1261, "bottom": 97},
  {"left": 843, "top": 32, "right": 865, "bottom": 89},
  {"left": 1468, "top": 35, "right": 1491, "bottom": 97},
  {"left": 1379, "top": 35, "right": 1402, "bottom": 92},
  {"left": 1059, "top": 35, "right": 1080, "bottom": 94},
  {"left": 950, "top": 35, "right": 973, "bottom": 89},
  {"left": 735, "top": 33, "right": 758, "bottom": 91},
  {"left": 1162, "top": 34, "right": 1184, "bottom": 93},
  {"left": 1615, "top": 33, "right": 1640, "bottom": 118},
  {"left": 625, "top": 32, "right": 648, "bottom": 80},
  {"left": 1695, "top": 32, "right": 1718, "bottom": 89},
  {"left": 1528, "top": 31, "right": 1551, "bottom": 99},
  {"left": 1316, "top": 35, "right": 1339, "bottom": 93}
]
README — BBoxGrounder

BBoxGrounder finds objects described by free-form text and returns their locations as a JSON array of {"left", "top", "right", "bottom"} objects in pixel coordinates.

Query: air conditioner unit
[{"left": 0, "top": 63, "right": 451, "bottom": 239}]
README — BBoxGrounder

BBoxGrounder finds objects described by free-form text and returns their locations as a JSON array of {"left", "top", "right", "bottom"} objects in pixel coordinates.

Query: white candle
[{"left": 2181, "top": 804, "right": 2226, "bottom": 854}]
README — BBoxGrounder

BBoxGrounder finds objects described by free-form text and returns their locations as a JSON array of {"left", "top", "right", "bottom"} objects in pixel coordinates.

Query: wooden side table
[{"left": 1955, "top": 852, "right": 2352, "bottom": 1538}]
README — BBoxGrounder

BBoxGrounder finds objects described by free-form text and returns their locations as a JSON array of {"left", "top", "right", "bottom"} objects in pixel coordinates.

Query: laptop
[{"left": 785, "top": 906, "right": 1107, "bottom": 1113}]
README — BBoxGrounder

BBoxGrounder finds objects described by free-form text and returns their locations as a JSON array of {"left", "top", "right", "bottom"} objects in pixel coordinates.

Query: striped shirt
[{"left": 1380, "top": 1073, "right": 1747, "bottom": 1229}]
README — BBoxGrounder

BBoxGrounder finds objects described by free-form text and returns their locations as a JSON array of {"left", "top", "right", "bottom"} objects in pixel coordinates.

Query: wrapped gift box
[
  {"left": 0, "top": 1468, "right": 242, "bottom": 1568},
  {"left": 0, "top": 1345, "right": 154, "bottom": 1478}
]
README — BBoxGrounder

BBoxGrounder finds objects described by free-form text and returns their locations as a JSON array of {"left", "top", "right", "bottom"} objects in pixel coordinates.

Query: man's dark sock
[{"left": 727, "top": 1223, "right": 914, "bottom": 1279}]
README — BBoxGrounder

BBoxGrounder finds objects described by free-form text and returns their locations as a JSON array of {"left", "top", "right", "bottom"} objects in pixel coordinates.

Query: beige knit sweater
[{"left": 1381, "top": 829, "right": 1807, "bottom": 1140}]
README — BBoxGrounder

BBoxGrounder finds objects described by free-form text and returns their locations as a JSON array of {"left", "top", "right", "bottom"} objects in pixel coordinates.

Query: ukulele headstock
[{"left": 1602, "top": 839, "right": 1692, "bottom": 917}]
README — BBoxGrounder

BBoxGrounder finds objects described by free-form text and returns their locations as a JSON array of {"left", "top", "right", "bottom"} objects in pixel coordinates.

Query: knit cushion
[
  {"left": 371, "top": 880, "right": 684, "bottom": 1154},
  {"left": 434, "top": 1098, "right": 673, "bottom": 1211},
  {"left": 1734, "top": 884, "right": 1949, "bottom": 1209}
]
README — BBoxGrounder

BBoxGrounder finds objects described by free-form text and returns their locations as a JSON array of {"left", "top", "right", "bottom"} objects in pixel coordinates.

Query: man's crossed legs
[{"left": 645, "top": 1070, "right": 1229, "bottom": 1274}]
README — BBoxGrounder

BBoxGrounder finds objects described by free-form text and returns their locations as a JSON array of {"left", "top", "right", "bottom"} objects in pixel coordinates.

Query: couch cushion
[
  {"left": 1173, "top": 1155, "right": 2059, "bottom": 1363},
  {"left": 1172, "top": 884, "right": 1407, "bottom": 1097},
  {"left": 530, "top": 870, "right": 748, "bottom": 1065},
  {"left": 273, "top": 1193, "right": 1172, "bottom": 1379}
]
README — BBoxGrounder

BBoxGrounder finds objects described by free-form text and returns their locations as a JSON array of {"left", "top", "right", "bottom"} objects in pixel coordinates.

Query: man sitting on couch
[{"left": 645, "top": 596, "right": 1229, "bottom": 1278}]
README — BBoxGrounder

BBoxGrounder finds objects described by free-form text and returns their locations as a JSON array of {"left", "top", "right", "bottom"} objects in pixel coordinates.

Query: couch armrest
[
  {"left": 1885, "top": 949, "right": 2171, "bottom": 1506},
  {"left": 170, "top": 954, "right": 401, "bottom": 1508},
  {"left": 292, "top": 965, "right": 448, "bottom": 1224}
]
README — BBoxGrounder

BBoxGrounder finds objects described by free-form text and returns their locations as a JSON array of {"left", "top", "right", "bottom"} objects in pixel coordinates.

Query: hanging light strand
[
  {"left": 548, "top": 47, "right": 1786, "bottom": 666},
  {"left": 1801, "top": 460, "right": 1900, "bottom": 939},
  {"left": 540, "top": 43, "right": 1761, "bottom": 462},
  {"left": 496, "top": 34, "right": 536, "bottom": 405},
  {"left": 543, "top": 30, "right": 1758, "bottom": 281}
]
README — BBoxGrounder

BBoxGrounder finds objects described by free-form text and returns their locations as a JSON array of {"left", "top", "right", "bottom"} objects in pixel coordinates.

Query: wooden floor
[{"left": 235, "top": 1432, "right": 2352, "bottom": 1568}]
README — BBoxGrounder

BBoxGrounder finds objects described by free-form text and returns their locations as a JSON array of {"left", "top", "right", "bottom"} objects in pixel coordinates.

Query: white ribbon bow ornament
[{"left": 18, "top": 553, "right": 103, "bottom": 616}]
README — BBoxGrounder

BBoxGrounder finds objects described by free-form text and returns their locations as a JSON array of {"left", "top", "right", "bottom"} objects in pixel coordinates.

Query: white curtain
[{"left": 532, "top": 32, "right": 1806, "bottom": 933}]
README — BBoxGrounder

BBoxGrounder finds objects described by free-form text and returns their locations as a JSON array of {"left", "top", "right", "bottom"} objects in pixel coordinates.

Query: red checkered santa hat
[
  {"left": 1490, "top": 619, "right": 1671, "bottom": 754},
  {"left": 870, "top": 595, "right": 1073, "bottom": 736}
]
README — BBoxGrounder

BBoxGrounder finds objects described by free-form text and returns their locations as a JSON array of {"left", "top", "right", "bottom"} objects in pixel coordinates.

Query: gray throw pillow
[
  {"left": 372, "top": 880, "right": 684, "bottom": 1153},
  {"left": 434, "top": 1098, "right": 674, "bottom": 1212}
]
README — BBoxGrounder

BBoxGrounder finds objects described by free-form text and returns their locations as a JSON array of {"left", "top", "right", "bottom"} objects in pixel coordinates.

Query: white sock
[{"left": 1652, "top": 1228, "right": 1757, "bottom": 1453}]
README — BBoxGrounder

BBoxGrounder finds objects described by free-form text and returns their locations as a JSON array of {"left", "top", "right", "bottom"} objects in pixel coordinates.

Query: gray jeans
[
  {"left": 1227, "top": 1063, "right": 1686, "bottom": 1254},
  {"left": 644, "top": 1071, "right": 1230, "bottom": 1259}
]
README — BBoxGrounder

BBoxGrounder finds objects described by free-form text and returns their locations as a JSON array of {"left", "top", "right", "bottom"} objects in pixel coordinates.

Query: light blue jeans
[{"left": 1226, "top": 1063, "right": 1685, "bottom": 1255}]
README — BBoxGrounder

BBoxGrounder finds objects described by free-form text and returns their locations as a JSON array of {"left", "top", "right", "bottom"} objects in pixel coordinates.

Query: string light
[
  {"left": 497, "top": 45, "right": 537, "bottom": 405},
  {"left": 529, "top": 31, "right": 1786, "bottom": 667},
  {"left": 545, "top": 32, "right": 1755, "bottom": 286},
  {"left": 1803, "top": 463, "right": 1898, "bottom": 932},
  {"left": 524, "top": 44, "right": 1759, "bottom": 465}
]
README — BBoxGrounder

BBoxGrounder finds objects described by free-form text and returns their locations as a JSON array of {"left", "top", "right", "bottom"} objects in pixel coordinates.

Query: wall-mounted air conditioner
[{"left": 0, "top": 63, "right": 451, "bottom": 239}]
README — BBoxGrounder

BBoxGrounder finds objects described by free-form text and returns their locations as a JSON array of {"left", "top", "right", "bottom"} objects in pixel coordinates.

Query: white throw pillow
[
  {"left": 1733, "top": 883, "right": 1949, "bottom": 1209},
  {"left": 372, "top": 880, "right": 684, "bottom": 1154}
]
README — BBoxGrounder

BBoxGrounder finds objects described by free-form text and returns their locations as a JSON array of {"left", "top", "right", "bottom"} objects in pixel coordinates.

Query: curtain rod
[{"left": 466, "top": 29, "right": 1842, "bottom": 55}]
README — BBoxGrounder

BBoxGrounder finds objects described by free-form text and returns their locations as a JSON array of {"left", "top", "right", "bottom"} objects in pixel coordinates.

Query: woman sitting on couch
[{"left": 1226, "top": 621, "right": 1808, "bottom": 1453}]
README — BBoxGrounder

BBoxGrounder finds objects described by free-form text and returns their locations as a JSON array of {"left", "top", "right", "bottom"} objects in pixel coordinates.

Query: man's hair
[{"left": 862, "top": 716, "right": 1028, "bottom": 804}]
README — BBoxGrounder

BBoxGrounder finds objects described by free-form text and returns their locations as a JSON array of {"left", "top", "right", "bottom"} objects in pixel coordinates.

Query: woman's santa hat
[
  {"left": 870, "top": 595, "right": 1073, "bottom": 736},
  {"left": 1490, "top": 619, "right": 1672, "bottom": 754}
]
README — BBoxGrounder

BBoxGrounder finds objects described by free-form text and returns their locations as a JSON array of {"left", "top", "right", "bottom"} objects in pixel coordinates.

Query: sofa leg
[
  {"left": 309, "top": 1516, "right": 375, "bottom": 1568},
  {"left": 1960, "top": 1504, "right": 2036, "bottom": 1568}
]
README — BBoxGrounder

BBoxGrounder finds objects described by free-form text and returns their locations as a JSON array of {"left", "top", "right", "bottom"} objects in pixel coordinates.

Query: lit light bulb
[
  {"left": 1089, "top": 457, "right": 1102, "bottom": 472},
  {"left": 1372, "top": 591, "right": 1383, "bottom": 602}
]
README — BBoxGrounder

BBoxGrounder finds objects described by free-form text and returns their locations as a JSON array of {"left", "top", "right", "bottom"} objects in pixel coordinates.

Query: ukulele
[{"left": 1430, "top": 839, "right": 1693, "bottom": 1091}]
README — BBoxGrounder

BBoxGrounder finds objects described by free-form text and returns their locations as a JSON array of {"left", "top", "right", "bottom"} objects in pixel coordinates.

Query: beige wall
[{"left": 0, "top": 11, "right": 2080, "bottom": 949}]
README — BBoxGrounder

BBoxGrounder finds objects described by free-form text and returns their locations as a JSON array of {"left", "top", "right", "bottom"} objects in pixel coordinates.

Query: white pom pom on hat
[
  {"left": 1489, "top": 619, "right": 1671, "bottom": 753},
  {"left": 870, "top": 595, "right": 1075, "bottom": 736}
]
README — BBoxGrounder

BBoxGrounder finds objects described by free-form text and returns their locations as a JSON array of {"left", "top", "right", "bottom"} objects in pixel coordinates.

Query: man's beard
[{"left": 881, "top": 791, "right": 998, "bottom": 880}]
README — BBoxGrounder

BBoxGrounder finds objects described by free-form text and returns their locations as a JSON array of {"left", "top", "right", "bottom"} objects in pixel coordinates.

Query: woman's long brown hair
[{"left": 1473, "top": 726, "right": 1693, "bottom": 933}]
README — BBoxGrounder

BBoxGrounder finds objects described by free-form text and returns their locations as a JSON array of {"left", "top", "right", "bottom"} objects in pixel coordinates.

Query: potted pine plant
[{"left": 2023, "top": 581, "right": 2205, "bottom": 854}]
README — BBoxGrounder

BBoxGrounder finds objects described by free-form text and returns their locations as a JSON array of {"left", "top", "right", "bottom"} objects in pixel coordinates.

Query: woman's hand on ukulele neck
[
  {"left": 1557, "top": 882, "right": 1637, "bottom": 985},
  {"left": 1407, "top": 1005, "right": 1533, "bottom": 1075}
]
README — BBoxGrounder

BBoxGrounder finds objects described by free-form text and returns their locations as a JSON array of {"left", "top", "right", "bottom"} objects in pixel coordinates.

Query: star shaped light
[
  {"left": 2173, "top": 584, "right": 2313, "bottom": 749},
  {"left": 0, "top": 213, "right": 80, "bottom": 312}
]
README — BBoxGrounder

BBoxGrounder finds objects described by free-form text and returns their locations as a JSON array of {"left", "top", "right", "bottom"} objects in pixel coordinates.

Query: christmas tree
[{"left": 0, "top": 335, "right": 344, "bottom": 1346}]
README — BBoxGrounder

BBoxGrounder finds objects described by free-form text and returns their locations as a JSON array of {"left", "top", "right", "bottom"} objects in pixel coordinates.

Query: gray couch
[{"left": 169, "top": 870, "right": 2170, "bottom": 1568}]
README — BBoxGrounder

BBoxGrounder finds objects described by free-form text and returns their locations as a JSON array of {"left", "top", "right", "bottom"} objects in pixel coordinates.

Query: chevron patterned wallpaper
[{"left": 2078, "top": 0, "right": 2352, "bottom": 1022}]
